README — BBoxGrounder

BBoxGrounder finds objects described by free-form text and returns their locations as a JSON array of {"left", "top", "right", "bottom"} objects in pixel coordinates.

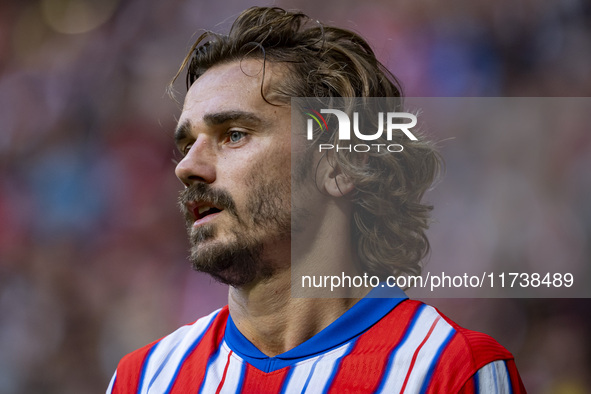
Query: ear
[{"left": 319, "top": 157, "right": 355, "bottom": 197}]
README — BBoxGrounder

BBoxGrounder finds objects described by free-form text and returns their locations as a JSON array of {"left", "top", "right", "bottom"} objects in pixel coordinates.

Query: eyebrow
[{"left": 174, "top": 110, "right": 266, "bottom": 144}]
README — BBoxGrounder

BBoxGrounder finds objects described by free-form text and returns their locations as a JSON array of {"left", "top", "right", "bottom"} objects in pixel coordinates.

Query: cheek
[
  {"left": 244, "top": 155, "right": 291, "bottom": 210},
  {"left": 257, "top": 141, "right": 292, "bottom": 179},
  {"left": 223, "top": 138, "right": 292, "bottom": 207}
]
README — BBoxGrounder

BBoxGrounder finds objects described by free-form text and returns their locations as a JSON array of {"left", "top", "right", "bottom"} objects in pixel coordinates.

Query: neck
[
  {"left": 227, "top": 199, "right": 370, "bottom": 357},
  {"left": 228, "top": 269, "right": 361, "bottom": 357}
]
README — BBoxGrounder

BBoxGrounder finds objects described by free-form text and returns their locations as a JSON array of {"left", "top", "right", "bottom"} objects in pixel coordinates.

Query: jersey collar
[{"left": 224, "top": 285, "right": 408, "bottom": 372}]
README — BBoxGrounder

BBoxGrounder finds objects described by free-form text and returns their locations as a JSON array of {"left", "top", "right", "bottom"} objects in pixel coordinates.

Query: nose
[{"left": 175, "top": 136, "right": 216, "bottom": 187}]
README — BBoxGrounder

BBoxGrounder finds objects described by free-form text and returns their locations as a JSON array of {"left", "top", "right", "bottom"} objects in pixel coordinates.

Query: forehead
[{"left": 180, "top": 59, "right": 286, "bottom": 121}]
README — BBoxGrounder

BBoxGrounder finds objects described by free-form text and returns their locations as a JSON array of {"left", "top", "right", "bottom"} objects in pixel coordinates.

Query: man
[{"left": 108, "top": 7, "right": 525, "bottom": 393}]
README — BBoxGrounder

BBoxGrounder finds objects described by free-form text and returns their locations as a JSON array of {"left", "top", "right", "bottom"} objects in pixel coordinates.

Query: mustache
[{"left": 178, "top": 183, "right": 239, "bottom": 219}]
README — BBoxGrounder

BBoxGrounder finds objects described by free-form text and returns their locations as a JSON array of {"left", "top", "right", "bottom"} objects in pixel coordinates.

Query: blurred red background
[{"left": 0, "top": 1, "right": 589, "bottom": 393}]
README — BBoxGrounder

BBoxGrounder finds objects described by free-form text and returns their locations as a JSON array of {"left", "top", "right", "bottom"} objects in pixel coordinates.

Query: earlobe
[
  {"left": 324, "top": 166, "right": 355, "bottom": 197},
  {"left": 314, "top": 152, "right": 355, "bottom": 197}
]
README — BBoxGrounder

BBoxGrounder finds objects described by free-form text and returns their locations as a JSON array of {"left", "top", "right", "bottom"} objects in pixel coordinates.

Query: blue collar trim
[{"left": 224, "top": 285, "right": 408, "bottom": 372}]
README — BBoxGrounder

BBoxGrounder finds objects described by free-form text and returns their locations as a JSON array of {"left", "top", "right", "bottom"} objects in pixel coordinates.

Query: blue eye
[
  {"left": 182, "top": 143, "right": 193, "bottom": 155},
  {"left": 229, "top": 130, "right": 245, "bottom": 143}
]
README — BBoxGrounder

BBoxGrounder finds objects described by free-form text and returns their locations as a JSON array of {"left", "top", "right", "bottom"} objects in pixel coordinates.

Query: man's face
[{"left": 174, "top": 60, "right": 293, "bottom": 287}]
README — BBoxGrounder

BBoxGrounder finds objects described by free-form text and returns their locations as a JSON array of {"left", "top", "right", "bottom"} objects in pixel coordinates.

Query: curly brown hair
[{"left": 171, "top": 6, "right": 442, "bottom": 279}]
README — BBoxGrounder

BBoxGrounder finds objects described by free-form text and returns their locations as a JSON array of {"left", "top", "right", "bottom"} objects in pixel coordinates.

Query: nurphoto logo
[{"left": 304, "top": 108, "right": 418, "bottom": 153}]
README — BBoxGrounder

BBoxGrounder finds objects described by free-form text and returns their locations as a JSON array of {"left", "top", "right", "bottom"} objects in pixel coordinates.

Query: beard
[{"left": 178, "top": 174, "right": 291, "bottom": 287}]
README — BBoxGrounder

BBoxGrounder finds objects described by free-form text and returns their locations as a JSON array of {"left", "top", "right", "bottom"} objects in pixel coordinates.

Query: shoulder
[
  {"left": 435, "top": 304, "right": 514, "bottom": 367},
  {"left": 383, "top": 299, "right": 513, "bottom": 360},
  {"left": 107, "top": 306, "right": 229, "bottom": 394},
  {"left": 384, "top": 299, "right": 524, "bottom": 393}
]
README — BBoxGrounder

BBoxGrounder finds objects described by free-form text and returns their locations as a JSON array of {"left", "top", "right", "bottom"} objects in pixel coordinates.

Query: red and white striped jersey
[{"left": 107, "top": 288, "right": 526, "bottom": 393}]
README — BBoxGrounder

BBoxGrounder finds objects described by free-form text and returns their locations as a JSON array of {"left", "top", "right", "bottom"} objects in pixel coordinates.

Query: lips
[
  {"left": 186, "top": 201, "right": 223, "bottom": 226},
  {"left": 195, "top": 205, "right": 222, "bottom": 220}
]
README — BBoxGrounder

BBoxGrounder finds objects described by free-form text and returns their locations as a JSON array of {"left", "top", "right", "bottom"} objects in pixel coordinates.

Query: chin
[{"left": 188, "top": 238, "right": 273, "bottom": 287}]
